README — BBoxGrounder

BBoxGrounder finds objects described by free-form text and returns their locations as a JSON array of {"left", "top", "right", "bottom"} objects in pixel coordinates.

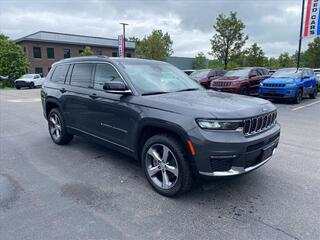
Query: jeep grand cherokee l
[
  {"left": 210, "top": 67, "right": 270, "bottom": 95},
  {"left": 41, "top": 57, "right": 280, "bottom": 197}
]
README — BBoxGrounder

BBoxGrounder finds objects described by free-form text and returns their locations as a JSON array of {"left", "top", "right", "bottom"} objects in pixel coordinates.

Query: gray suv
[{"left": 41, "top": 56, "right": 280, "bottom": 197}]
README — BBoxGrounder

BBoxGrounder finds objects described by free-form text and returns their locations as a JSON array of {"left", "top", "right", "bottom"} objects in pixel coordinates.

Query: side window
[
  {"left": 251, "top": 69, "right": 258, "bottom": 76},
  {"left": 70, "top": 63, "right": 94, "bottom": 88},
  {"left": 303, "top": 69, "right": 310, "bottom": 78},
  {"left": 51, "top": 64, "right": 70, "bottom": 83},
  {"left": 256, "top": 69, "right": 264, "bottom": 76},
  {"left": 94, "top": 63, "right": 123, "bottom": 90}
]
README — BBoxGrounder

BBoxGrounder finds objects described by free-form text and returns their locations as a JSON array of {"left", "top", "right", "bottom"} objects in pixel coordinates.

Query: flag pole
[{"left": 297, "top": 0, "right": 306, "bottom": 69}]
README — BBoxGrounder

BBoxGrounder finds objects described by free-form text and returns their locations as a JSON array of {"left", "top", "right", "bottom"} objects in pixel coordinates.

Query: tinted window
[
  {"left": 35, "top": 67, "right": 43, "bottom": 75},
  {"left": 33, "top": 47, "right": 41, "bottom": 58},
  {"left": 70, "top": 63, "right": 94, "bottom": 88},
  {"left": 51, "top": 64, "right": 70, "bottom": 83},
  {"left": 64, "top": 49, "right": 71, "bottom": 58},
  {"left": 47, "top": 48, "right": 54, "bottom": 59},
  {"left": 256, "top": 69, "right": 264, "bottom": 76},
  {"left": 94, "top": 64, "right": 122, "bottom": 90}
]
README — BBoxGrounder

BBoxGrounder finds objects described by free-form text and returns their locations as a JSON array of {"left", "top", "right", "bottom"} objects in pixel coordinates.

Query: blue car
[{"left": 259, "top": 68, "right": 318, "bottom": 104}]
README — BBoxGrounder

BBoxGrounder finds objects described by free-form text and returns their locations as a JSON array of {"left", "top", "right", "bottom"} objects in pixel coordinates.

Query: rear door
[
  {"left": 249, "top": 69, "right": 261, "bottom": 94},
  {"left": 63, "top": 63, "right": 96, "bottom": 132},
  {"left": 302, "top": 69, "right": 313, "bottom": 94}
]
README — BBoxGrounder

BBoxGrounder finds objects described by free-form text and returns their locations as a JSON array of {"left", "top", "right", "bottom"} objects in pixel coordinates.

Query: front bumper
[
  {"left": 189, "top": 123, "right": 280, "bottom": 177},
  {"left": 211, "top": 86, "right": 240, "bottom": 94},
  {"left": 15, "top": 81, "right": 32, "bottom": 88},
  {"left": 259, "top": 87, "right": 296, "bottom": 99}
]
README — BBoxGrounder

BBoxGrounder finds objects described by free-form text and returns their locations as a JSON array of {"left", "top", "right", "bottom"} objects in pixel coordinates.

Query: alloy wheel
[
  {"left": 145, "top": 144, "right": 179, "bottom": 190},
  {"left": 49, "top": 113, "right": 62, "bottom": 141}
]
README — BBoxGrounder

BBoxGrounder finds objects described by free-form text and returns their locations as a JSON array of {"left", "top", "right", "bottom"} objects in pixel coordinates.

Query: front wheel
[
  {"left": 29, "top": 82, "right": 34, "bottom": 89},
  {"left": 240, "top": 86, "right": 249, "bottom": 95},
  {"left": 48, "top": 108, "right": 73, "bottom": 145},
  {"left": 141, "top": 134, "right": 193, "bottom": 197},
  {"left": 294, "top": 89, "right": 303, "bottom": 104},
  {"left": 309, "top": 86, "right": 317, "bottom": 99}
]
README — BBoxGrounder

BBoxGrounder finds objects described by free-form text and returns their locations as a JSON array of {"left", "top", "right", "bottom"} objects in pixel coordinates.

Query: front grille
[
  {"left": 263, "top": 83, "right": 285, "bottom": 88},
  {"left": 263, "top": 93, "right": 284, "bottom": 97},
  {"left": 243, "top": 111, "right": 277, "bottom": 136},
  {"left": 211, "top": 81, "right": 232, "bottom": 87}
]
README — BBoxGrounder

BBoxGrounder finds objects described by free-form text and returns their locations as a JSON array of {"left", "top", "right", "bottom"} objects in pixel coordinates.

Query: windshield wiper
[
  {"left": 175, "top": 88, "right": 200, "bottom": 92},
  {"left": 141, "top": 91, "right": 169, "bottom": 96}
]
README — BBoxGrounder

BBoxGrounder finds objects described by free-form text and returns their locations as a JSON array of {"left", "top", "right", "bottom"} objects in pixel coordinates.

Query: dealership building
[{"left": 15, "top": 31, "right": 136, "bottom": 76}]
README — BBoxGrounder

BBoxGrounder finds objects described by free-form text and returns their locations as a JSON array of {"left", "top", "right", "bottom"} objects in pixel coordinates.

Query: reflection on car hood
[
  {"left": 263, "top": 77, "right": 298, "bottom": 84},
  {"left": 139, "top": 90, "right": 275, "bottom": 119}
]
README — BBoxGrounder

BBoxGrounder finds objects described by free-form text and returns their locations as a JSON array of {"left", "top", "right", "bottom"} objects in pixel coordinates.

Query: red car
[
  {"left": 190, "top": 69, "right": 225, "bottom": 89},
  {"left": 210, "top": 67, "right": 270, "bottom": 95}
]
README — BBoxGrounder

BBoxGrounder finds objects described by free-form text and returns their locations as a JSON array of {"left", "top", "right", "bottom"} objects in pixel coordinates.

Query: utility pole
[
  {"left": 297, "top": 0, "right": 306, "bottom": 70},
  {"left": 120, "top": 22, "right": 128, "bottom": 58}
]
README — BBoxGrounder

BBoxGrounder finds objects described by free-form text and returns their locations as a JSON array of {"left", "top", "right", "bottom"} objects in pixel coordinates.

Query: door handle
[
  {"left": 89, "top": 93, "right": 98, "bottom": 99},
  {"left": 59, "top": 88, "right": 66, "bottom": 93}
]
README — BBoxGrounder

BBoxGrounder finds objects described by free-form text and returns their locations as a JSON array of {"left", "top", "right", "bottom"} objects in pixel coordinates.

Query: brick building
[{"left": 15, "top": 31, "right": 135, "bottom": 76}]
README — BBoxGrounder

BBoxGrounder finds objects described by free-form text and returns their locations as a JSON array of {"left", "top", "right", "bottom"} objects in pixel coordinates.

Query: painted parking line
[
  {"left": 6, "top": 98, "right": 41, "bottom": 103},
  {"left": 292, "top": 100, "right": 320, "bottom": 111}
]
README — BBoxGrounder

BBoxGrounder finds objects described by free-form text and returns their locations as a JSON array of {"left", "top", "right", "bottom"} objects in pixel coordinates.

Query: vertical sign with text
[
  {"left": 118, "top": 35, "right": 124, "bottom": 57},
  {"left": 304, "top": 0, "right": 320, "bottom": 37}
]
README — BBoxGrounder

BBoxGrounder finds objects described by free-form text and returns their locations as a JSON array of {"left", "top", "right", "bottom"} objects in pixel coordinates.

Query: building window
[
  {"left": 47, "top": 48, "right": 55, "bottom": 59},
  {"left": 33, "top": 47, "right": 41, "bottom": 58},
  {"left": 64, "top": 48, "right": 71, "bottom": 58},
  {"left": 126, "top": 53, "right": 132, "bottom": 58},
  {"left": 96, "top": 50, "right": 102, "bottom": 55},
  {"left": 112, "top": 52, "right": 118, "bottom": 57},
  {"left": 35, "top": 67, "right": 43, "bottom": 76}
]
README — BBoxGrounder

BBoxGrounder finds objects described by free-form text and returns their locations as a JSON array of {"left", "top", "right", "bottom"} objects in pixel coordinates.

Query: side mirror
[
  {"left": 249, "top": 74, "right": 257, "bottom": 79},
  {"left": 103, "top": 81, "right": 131, "bottom": 94}
]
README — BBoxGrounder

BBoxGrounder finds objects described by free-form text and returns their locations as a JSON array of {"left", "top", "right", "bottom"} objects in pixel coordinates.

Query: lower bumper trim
[{"left": 199, "top": 149, "right": 275, "bottom": 177}]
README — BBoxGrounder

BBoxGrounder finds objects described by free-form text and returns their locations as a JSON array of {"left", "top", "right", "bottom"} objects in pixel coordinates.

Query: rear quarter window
[
  {"left": 51, "top": 64, "right": 70, "bottom": 83},
  {"left": 70, "top": 63, "right": 94, "bottom": 88}
]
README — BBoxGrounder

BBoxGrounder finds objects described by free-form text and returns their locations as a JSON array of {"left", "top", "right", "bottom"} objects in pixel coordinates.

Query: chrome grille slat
[{"left": 243, "top": 111, "right": 277, "bottom": 136}]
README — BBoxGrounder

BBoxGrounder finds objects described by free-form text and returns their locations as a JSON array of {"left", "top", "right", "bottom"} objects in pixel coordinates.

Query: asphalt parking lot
[{"left": 0, "top": 88, "right": 319, "bottom": 240}]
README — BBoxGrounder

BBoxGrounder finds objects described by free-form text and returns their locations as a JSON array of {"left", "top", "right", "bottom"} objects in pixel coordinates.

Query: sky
[{"left": 0, "top": 0, "right": 313, "bottom": 58}]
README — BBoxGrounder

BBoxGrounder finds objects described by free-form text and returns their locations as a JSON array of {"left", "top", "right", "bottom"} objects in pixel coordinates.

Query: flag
[{"left": 304, "top": 0, "right": 320, "bottom": 37}]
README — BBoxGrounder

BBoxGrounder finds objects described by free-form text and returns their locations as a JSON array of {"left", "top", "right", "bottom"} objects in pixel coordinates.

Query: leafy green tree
[
  {"left": 208, "top": 59, "right": 224, "bottom": 69},
  {"left": 210, "top": 11, "right": 248, "bottom": 69},
  {"left": 0, "top": 33, "right": 29, "bottom": 84},
  {"left": 80, "top": 46, "right": 94, "bottom": 56},
  {"left": 193, "top": 52, "right": 207, "bottom": 69},
  {"left": 243, "top": 43, "right": 265, "bottom": 67},
  {"left": 304, "top": 37, "right": 320, "bottom": 68},
  {"left": 132, "top": 30, "right": 173, "bottom": 61},
  {"left": 278, "top": 52, "right": 295, "bottom": 68}
]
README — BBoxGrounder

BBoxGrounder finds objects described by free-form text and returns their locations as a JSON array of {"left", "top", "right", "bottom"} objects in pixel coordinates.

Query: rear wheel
[
  {"left": 141, "top": 134, "right": 193, "bottom": 197},
  {"left": 240, "top": 86, "right": 249, "bottom": 95},
  {"left": 309, "top": 86, "right": 317, "bottom": 99},
  {"left": 294, "top": 89, "right": 303, "bottom": 104},
  {"left": 48, "top": 108, "right": 73, "bottom": 145}
]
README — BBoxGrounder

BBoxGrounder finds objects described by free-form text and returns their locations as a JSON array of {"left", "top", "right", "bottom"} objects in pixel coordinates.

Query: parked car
[
  {"left": 14, "top": 74, "right": 44, "bottom": 89},
  {"left": 314, "top": 68, "right": 320, "bottom": 88},
  {"left": 210, "top": 67, "right": 270, "bottom": 95},
  {"left": 183, "top": 69, "right": 195, "bottom": 75},
  {"left": 190, "top": 69, "right": 225, "bottom": 88},
  {"left": 41, "top": 56, "right": 280, "bottom": 197},
  {"left": 259, "top": 68, "right": 318, "bottom": 104}
]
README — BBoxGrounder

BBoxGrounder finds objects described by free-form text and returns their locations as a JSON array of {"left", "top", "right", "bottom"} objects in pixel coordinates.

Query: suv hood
[
  {"left": 15, "top": 78, "right": 32, "bottom": 82},
  {"left": 139, "top": 90, "right": 275, "bottom": 119},
  {"left": 263, "top": 77, "right": 299, "bottom": 84}
]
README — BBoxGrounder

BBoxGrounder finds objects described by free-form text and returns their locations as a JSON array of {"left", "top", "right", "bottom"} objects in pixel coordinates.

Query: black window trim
[{"left": 69, "top": 62, "right": 95, "bottom": 89}]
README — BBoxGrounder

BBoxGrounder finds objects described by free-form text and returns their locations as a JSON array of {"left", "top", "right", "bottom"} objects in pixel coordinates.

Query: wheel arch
[{"left": 45, "top": 98, "right": 62, "bottom": 118}]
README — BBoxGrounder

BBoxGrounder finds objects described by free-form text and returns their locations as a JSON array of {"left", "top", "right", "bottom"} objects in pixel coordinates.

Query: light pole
[{"left": 120, "top": 22, "right": 128, "bottom": 57}]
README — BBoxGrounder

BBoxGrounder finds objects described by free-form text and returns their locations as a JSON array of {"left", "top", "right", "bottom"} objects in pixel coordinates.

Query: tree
[
  {"left": 80, "top": 46, "right": 94, "bottom": 56},
  {"left": 0, "top": 33, "right": 29, "bottom": 82},
  {"left": 278, "top": 52, "right": 295, "bottom": 68},
  {"left": 304, "top": 37, "right": 320, "bottom": 68},
  {"left": 210, "top": 11, "right": 248, "bottom": 69},
  {"left": 193, "top": 52, "right": 207, "bottom": 69},
  {"left": 131, "top": 30, "right": 173, "bottom": 61},
  {"left": 243, "top": 43, "right": 265, "bottom": 67}
]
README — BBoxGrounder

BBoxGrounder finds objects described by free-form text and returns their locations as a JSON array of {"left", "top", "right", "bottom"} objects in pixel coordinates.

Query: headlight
[
  {"left": 260, "top": 82, "right": 264, "bottom": 86},
  {"left": 196, "top": 119, "right": 243, "bottom": 130},
  {"left": 286, "top": 82, "right": 296, "bottom": 87}
]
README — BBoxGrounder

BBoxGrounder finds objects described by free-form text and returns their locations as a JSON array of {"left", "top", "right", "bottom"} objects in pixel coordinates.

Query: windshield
[
  {"left": 119, "top": 60, "right": 202, "bottom": 94},
  {"left": 224, "top": 69, "right": 250, "bottom": 77},
  {"left": 272, "top": 69, "right": 302, "bottom": 78},
  {"left": 21, "top": 74, "right": 35, "bottom": 79},
  {"left": 190, "top": 70, "right": 210, "bottom": 78}
]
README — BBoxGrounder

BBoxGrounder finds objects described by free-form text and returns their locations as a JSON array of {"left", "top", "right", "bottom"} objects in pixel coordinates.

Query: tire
[
  {"left": 293, "top": 88, "right": 303, "bottom": 104},
  {"left": 141, "top": 134, "right": 193, "bottom": 197},
  {"left": 240, "top": 86, "right": 249, "bottom": 95},
  {"left": 15, "top": 86, "right": 20, "bottom": 90},
  {"left": 48, "top": 108, "right": 73, "bottom": 145},
  {"left": 309, "top": 86, "right": 317, "bottom": 99},
  {"left": 29, "top": 82, "right": 34, "bottom": 89}
]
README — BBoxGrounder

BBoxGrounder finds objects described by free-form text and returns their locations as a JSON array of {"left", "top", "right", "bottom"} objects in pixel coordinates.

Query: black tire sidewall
[
  {"left": 48, "top": 108, "right": 73, "bottom": 145},
  {"left": 240, "top": 86, "right": 249, "bottom": 95},
  {"left": 295, "top": 89, "right": 302, "bottom": 104},
  {"left": 141, "top": 134, "right": 192, "bottom": 197}
]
